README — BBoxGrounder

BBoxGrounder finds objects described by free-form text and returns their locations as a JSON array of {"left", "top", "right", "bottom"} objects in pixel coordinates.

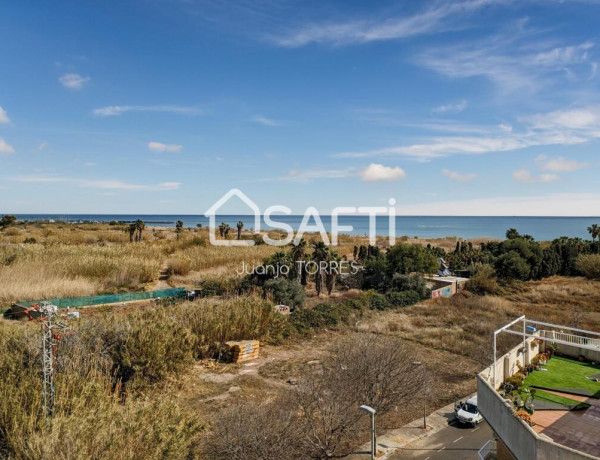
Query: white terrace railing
[
  {"left": 492, "top": 316, "right": 600, "bottom": 388},
  {"left": 543, "top": 330, "right": 600, "bottom": 349}
]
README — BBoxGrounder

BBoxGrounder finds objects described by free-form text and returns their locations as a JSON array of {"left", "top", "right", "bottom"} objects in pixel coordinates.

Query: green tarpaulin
[{"left": 7, "top": 287, "right": 186, "bottom": 313}]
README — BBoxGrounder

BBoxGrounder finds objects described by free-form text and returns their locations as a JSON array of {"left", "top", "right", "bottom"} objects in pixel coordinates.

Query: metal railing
[
  {"left": 478, "top": 440, "right": 497, "bottom": 460},
  {"left": 542, "top": 330, "right": 600, "bottom": 349}
]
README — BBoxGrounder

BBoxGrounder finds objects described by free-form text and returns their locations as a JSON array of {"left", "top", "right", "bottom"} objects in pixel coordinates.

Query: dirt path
[{"left": 153, "top": 261, "right": 171, "bottom": 290}]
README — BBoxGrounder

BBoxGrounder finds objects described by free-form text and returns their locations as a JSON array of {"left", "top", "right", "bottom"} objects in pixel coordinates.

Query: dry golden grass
[
  {"left": 0, "top": 223, "right": 387, "bottom": 306},
  {"left": 0, "top": 243, "right": 162, "bottom": 305}
]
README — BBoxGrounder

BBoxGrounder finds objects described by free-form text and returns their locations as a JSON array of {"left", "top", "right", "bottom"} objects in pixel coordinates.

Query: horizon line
[{"left": 5, "top": 213, "right": 600, "bottom": 218}]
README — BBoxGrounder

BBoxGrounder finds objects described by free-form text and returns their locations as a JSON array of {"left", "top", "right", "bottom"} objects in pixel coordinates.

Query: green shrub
[
  {"left": 576, "top": 254, "right": 600, "bottom": 280},
  {"left": 290, "top": 303, "right": 352, "bottom": 334},
  {"left": 385, "top": 243, "right": 438, "bottom": 275},
  {"left": 369, "top": 293, "right": 391, "bottom": 311},
  {"left": 386, "top": 290, "right": 421, "bottom": 307},
  {"left": 467, "top": 264, "right": 499, "bottom": 294},
  {"left": 264, "top": 278, "right": 305, "bottom": 310},
  {"left": 390, "top": 274, "right": 429, "bottom": 298},
  {"left": 503, "top": 372, "right": 525, "bottom": 389},
  {"left": 88, "top": 309, "right": 196, "bottom": 390},
  {"left": 495, "top": 251, "right": 531, "bottom": 280},
  {"left": 341, "top": 297, "right": 369, "bottom": 311}
]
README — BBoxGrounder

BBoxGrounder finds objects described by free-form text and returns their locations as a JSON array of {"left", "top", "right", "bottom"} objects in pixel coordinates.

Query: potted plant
[{"left": 546, "top": 342, "right": 558, "bottom": 358}]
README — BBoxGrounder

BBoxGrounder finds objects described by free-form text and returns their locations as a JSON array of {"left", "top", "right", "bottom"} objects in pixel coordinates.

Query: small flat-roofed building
[{"left": 424, "top": 275, "right": 470, "bottom": 298}]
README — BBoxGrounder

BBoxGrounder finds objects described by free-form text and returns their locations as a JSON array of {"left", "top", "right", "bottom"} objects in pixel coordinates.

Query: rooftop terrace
[
  {"left": 478, "top": 316, "right": 600, "bottom": 459},
  {"left": 524, "top": 356, "right": 600, "bottom": 457}
]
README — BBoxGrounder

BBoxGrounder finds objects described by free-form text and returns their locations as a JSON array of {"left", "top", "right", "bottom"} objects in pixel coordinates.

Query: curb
[{"left": 346, "top": 394, "right": 475, "bottom": 459}]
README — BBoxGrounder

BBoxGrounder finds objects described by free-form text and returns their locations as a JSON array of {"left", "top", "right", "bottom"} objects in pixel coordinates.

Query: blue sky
[{"left": 1, "top": 0, "right": 600, "bottom": 215}]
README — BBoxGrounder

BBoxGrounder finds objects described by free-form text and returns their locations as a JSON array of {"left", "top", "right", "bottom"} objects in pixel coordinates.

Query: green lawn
[
  {"left": 531, "top": 389, "right": 585, "bottom": 407},
  {"left": 523, "top": 355, "right": 600, "bottom": 400}
]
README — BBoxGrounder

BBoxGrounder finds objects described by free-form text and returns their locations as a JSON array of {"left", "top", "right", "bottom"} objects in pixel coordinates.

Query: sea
[{"left": 11, "top": 215, "right": 600, "bottom": 241}]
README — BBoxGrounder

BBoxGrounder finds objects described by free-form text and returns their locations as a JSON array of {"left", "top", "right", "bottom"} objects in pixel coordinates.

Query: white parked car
[{"left": 455, "top": 396, "right": 484, "bottom": 427}]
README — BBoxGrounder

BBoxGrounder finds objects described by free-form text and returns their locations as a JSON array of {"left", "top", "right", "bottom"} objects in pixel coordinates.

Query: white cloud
[
  {"left": 38, "top": 141, "right": 48, "bottom": 151},
  {"left": 148, "top": 142, "right": 183, "bottom": 152},
  {"left": 93, "top": 105, "right": 202, "bottom": 117},
  {"left": 360, "top": 163, "right": 406, "bottom": 182},
  {"left": 8, "top": 175, "right": 181, "bottom": 191},
  {"left": 417, "top": 23, "right": 595, "bottom": 92},
  {"left": 337, "top": 136, "right": 530, "bottom": 160},
  {"left": 0, "top": 138, "right": 15, "bottom": 155},
  {"left": 272, "top": 167, "right": 355, "bottom": 183},
  {"left": 432, "top": 100, "right": 468, "bottom": 114},
  {"left": 251, "top": 115, "right": 284, "bottom": 126},
  {"left": 270, "top": 0, "right": 502, "bottom": 47},
  {"left": 442, "top": 169, "right": 478, "bottom": 181},
  {"left": 512, "top": 169, "right": 559, "bottom": 183},
  {"left": 335, "top": 105, "right": 600, "bottom": 161},
  {"left": 535, "top": 154, "right": 589, "bottom": 172},
  {"left": 526, "top": 107, "right": 600, "bottom": 130},
  {"left": 0, "top": 106, "right": 10, "bottom": 124},
  {"left": 271, "top": 164, "right": 406, "bottom": 183},
  {"left": 59, "top": 73, "right": 90, "bottom": 90}
]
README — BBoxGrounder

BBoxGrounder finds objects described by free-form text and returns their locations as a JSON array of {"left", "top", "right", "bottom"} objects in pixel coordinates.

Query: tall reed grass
[{"left": 0, "top": 244, "right": 162, "bottom": 304}]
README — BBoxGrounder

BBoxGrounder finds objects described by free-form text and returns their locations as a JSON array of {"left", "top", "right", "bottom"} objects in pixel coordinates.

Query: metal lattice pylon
[{"left": 39, "top": 302, "right": 63, "bottom": 417}]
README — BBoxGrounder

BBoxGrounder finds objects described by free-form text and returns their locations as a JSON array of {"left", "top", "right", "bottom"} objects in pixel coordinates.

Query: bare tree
[
  {"left": 205, "top": 398, "right": 299, "bottom": 460},
  {"left": 328, "top": 335, "right": 429, "bottom": 415},
  {"left": 570, "top": 305, "right": 587, "bottom": 329},
  {"left": 206, "top": 334, "right": 428, "bottom": 460},
  {"left": 293, "top": 372, "right": 362, "bottom": 459}
]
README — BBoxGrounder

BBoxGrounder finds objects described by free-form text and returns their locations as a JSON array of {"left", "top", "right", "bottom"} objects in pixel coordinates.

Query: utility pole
[{"left": 39, "top": 302, "right": 65, "bottom": 417}]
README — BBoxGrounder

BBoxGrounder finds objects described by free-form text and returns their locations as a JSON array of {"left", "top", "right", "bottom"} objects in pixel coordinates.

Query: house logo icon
[{"left": 204, "top": 189, "right": 261, "bottom": 246}]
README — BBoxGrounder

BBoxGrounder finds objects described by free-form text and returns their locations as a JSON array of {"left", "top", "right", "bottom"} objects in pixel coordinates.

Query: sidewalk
[{"left": 346, "top": 395, "right": 474, "bottom": 459}]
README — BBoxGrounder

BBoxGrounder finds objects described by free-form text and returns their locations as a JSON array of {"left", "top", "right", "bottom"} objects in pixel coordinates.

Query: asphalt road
[{"left": 388, "top": 417, "right": 493, "bottom": 460}]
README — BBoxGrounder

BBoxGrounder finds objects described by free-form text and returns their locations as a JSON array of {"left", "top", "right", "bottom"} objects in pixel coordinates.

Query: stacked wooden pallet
[{"left": 226, "top": 340, "right": 260, "bottom": 363}]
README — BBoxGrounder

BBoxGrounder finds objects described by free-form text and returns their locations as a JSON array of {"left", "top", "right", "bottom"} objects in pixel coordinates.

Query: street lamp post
[{"left": 359, "top": 405, "right": 376, "bottom": 460}]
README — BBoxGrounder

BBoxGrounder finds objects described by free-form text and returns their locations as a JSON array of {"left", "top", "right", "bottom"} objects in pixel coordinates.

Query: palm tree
[
  {"left": 176, "top": 220, "right": 184, "bottom": 240},
  {"left": 127, "top": 223, "right": 137, "bottom": 243},
  {"left": 237, "top": 221, "right": 244, "bottom": 240},
  {"left": 0, "top": 215, "right": 17, "bottom": 229},
  {"left": 325, "top": 250, "right": 340, "bottom": 296},
  {"left": 224, "top": 224, "right": 231, "bottom": 239},
  {"left": 290, "top": 238, "right": 307, "bottom": 283},
  {"left": 312, "top": 241, "right": 330, "bottom": 296},
  {"left": 588, "top": 224, "right": 599, "bottom": 242},
  {"left": 589, "top": 224, "right": 600, "bottom": 253},
  {"left": 218, "top": 222, "right": 226, "bottom": 238},
  {"left": 135, "top": 219, "right": 145, "bottom": 242},
  {"left": 270, "top": 251, "right": 290, "bottom": 278},
  {"left": 506, "top": 228, "right": 521, "bottom": 240}
]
